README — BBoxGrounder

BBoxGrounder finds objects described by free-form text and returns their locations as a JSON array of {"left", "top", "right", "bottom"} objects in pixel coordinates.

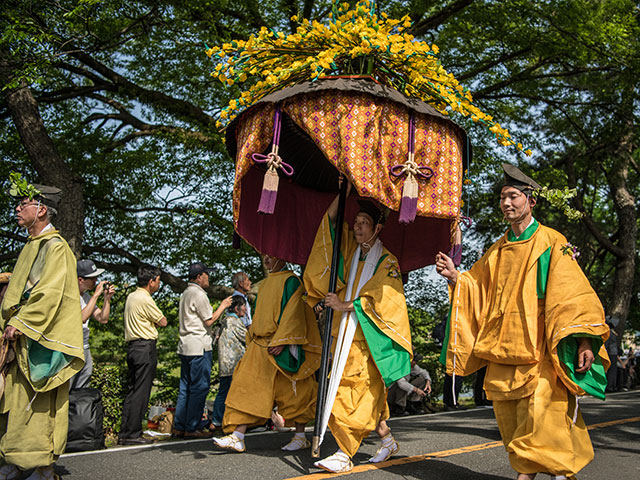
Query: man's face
[
  {"left": 149, "top": 275, "right": 161, "bottom": 293},
  {"left": 241, "top": 274, "right": 251, "bottom": 292},
  {"left": 78, "top": 276, "right": 97, "bottom": 293},
  {"left": 263, "top": 255, "right": 277, "bottom": 272},
  {"left": 15, "top": 198, "right": 44, "bottom": 228},
  {"left": 500, "top": 186, "right": 534, "bottom": 223},
  {"left": 198, "top": 272, "right": 210, "bottom": 289},
  {"left": 353, "top": 213, "right": 376, "bottom": 245}
]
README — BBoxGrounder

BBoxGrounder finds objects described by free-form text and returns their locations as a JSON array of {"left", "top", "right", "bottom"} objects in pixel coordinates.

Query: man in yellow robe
[
  {"left": 436, "top": 164, "right": 610, "bottom": 480},
  {"left": 1, "top": 185, "right": 84, "bottom": 480},
  {"left": 212, "top": 255, "right": 321, "bottom": 453},
  {"left": 304, "top": 186, "right": 412, "bottom": 474}
]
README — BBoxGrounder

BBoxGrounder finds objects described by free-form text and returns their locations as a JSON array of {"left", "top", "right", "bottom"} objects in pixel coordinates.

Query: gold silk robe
[
  {"left": 223, "top": 270, "right": 321, "bottom": 432},
  {"left": 304, "top": 214, "right": 412, "bottom": 457},
  {"left": 443, "top": 221, "right": 610, "bottom": 476},
  {"left": 0, "top": 229, "right": 84, "bottom": 470}
]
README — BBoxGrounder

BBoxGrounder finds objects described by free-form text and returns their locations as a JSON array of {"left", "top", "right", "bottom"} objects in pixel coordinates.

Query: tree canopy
[{"left": 1, "top": 0, "right": 638, "bottom": 340}]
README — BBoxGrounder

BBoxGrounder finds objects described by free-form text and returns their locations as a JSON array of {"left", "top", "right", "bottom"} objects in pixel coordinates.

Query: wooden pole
[{"left": 311, "top": 179, "right": 348, "bottom": 458}]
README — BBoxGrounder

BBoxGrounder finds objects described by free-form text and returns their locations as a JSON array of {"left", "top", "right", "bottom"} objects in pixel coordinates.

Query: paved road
[{"left": 58, "top": 390, "right": 640, "bottom": 479}]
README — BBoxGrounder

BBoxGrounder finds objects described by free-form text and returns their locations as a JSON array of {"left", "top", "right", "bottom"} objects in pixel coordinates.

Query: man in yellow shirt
[
  {"left": 118, "top": 265, "right": 167, "bottom": 445},
  {"left": 436, "top": 164, "right": 610, "bottom": 480}
]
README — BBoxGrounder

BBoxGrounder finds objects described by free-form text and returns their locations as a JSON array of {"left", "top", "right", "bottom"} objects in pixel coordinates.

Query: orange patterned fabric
[{"left": 232, "top": 91, "right": 463, "bottom": 227}]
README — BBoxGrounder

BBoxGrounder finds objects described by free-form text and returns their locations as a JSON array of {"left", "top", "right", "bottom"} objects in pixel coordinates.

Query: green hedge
[{"left": 91, "top": 363, "right": 128, "bottom": 438}]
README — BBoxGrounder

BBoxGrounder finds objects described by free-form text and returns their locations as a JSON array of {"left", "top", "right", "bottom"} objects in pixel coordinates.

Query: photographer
[{"left": 70, "top": 259, "right": 115, "bottom": 390}]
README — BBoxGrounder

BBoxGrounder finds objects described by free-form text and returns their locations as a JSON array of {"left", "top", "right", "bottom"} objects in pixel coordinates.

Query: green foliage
[
  {"left": 534, "top": 186, "right": 584, "bottom": 222},
  {"left": 8, "top": 171, "right": 40, "bottom": 199},
  {"left": 91, "top": 362, "right": 128, "bottom": 438}
]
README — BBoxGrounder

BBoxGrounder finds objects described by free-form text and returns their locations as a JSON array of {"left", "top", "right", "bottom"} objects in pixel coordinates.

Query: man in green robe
[{"left": 1, "top": 185, "right": 84, "bottom": 480}]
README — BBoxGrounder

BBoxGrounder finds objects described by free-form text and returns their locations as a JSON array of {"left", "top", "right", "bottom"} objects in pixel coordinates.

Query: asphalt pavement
[{"left": 57, "top": 390, "right": 640, "bottom": 479}]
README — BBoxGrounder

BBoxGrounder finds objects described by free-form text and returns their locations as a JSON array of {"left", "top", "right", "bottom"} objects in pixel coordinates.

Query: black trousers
[
  {"left": 443, "top": 373, "right": 463, "bottom": 407},
  {"left": 119, "top": 339, "right": 157, "bottom": 439}
]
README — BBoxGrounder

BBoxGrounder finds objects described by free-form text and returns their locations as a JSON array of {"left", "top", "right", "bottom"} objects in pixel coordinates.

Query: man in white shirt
[
  {"left": 387, "top": 353, "right": 431, "bottom": 416},
  {"left": 231, "top": 272, "right": 252, "bottom": 327},
  {"left": 173, "top": 263, "right": 232, "bottom": 438},
  {"left": 70, "top": 259, "right": 114, "bottom": 390}
]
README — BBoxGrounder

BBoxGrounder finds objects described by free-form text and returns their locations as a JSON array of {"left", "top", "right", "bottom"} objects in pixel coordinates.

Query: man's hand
[
  {"left": 413, "top": 386, "right": 427, "bottom": 398},
  {"left": 94, "top": 281, "right": 106, "bottom": 298},
  {"left": 435, "top": 252, "right": 458, "bottom": 285},
  {"left": 313, "top": 301, "right": 325, "bottom": 315},
  {"left": 325, "top": 293, "right": 352, "bottom": 312},
  {"left": 220, "top": 296, "right": 233, "bottom": 310},
  {"left": 103, "top": 282, "right": 116, "bottom": 301},
  {"left": 268, "top": 345, "right": 285, "bottom": 356},
  {"left": 575, "top": 337, "right": 595, "bottom": 373},
  {"left": 425, "top": 380, "right": 432, "bottom": 395},
  {"left": 2, "top": 325, "right": 20, "bottom": 340}
]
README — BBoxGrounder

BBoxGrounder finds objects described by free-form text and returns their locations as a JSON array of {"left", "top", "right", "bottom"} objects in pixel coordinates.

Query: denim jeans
[
  {"left": 173, "top": 350, "right": 213, "bottom": 432},
  {"left": 211, "top": 375, "right": 233, "bottom": 426}
]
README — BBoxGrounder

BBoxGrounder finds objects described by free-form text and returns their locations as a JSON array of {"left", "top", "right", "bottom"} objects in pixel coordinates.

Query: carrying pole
[{"left": 311, "top": 178, "right": 348, "bottom": 458}]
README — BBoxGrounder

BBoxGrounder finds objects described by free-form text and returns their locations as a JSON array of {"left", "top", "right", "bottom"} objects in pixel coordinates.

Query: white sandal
[
  {"left": 212, "top": 433, "right": 246, "bottom": 452},
  {"left": 281, "top": 434, "right": 311, "bottom": 451},
  {"left": 314, "top": 450, "right": 353, "bottom": 473},
  {"left": 369, "top": 437, "right": 399, "bottom": 463}
]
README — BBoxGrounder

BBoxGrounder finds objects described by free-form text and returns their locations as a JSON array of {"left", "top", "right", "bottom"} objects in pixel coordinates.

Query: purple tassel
[
  {"left": 257, "top": 168, "right": 279, "bottom": 214},
  {"left": 398, "top": 195, "right": 418, "bottom": 224},
  {"left": 258, "top": 188, "right": 278, "bottom": 214}
]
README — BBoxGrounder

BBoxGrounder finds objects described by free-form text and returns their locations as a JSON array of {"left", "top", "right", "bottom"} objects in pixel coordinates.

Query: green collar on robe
[{"left": 507, "top": 218, "right": 539, "bottom": 242}]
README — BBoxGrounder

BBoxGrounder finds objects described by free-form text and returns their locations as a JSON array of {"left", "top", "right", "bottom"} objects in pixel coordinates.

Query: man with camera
[{"left": 70, "top": 259, "right": 115, "bottom": 390}]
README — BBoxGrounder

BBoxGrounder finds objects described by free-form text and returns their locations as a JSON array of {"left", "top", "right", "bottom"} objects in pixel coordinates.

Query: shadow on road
[{"left": 370, "top": 458, "right": 513, "bottom": 479}]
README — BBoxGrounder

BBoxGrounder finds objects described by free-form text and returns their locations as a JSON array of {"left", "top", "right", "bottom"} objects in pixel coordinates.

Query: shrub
[{"left": 91, "top": 363, "right": 127, "bottom": 439}]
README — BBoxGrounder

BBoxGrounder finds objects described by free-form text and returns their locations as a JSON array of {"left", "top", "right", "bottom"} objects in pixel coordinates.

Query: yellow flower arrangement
[{"left": 207, "top": 0, "right": 529, "bottom": 153}]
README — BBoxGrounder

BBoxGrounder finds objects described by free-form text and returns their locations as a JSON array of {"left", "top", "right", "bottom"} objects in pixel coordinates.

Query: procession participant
[
  {"left": 71, "top": 259, "right": 115, "bottom": 390},
  {"left": 436, "top": 163, "right": 610, "bottom": 480},
  {"left": 303, "top": 183, "right": 412, "bottom": 474},
  {"left": 212, "top": 255, "right": 321, "bottom": 453},
  {"left": 1, "top": 185, "right": 84, "bottom": 480},
  {"left": 173, "top": 263, "right": 232, "bottom": 438},
  {"left": 118, "top": 265, "right": 167, "bottom": 445}
]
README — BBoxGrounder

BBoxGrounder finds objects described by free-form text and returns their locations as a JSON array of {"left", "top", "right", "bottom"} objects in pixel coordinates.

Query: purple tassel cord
[
  {"left": 389, "top": 114, "right": 433, "bottom": 224},
  {"left": 251, "top": 107, "right": 294, "bottom": 214}
]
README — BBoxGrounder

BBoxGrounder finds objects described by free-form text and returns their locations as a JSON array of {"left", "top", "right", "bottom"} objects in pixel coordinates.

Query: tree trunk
[
  {"left": 605, "top": 124, "right": 637, "bottom": 343},
  {"left": 1, "top": 61, "right": 85, "bottom": 257}
]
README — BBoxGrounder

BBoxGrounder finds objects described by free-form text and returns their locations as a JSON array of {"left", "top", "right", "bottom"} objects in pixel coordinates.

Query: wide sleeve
[
  {"left": 270, "top": 275, "right": 321, "bottom": 379},
  {"left": 9, "top": 241, "right": 83, "bottom": 359},
  {"left": 270, "top": 275, "right": 317, "bottom": 349},
  {"left": 303, "top": 213, "right": 354, "bottom": 308},
  {"left": 443, "top": 254, "right": 491, "bottom": 377},
  {"left": 544, "top": 235, "right": 610, "bottom": 397},
  {"left": 352, "top": 254, "right": 412, "bottom": 386}
]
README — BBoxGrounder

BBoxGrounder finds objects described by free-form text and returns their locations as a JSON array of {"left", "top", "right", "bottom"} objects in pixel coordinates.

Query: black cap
[
  {"left": 356, "top": 199, "right": 385, "bottom": 225},
  {"left": 502, "top": 163, "right": 541, "bottom": 193},
  {"left": 32, "top": 184, "right": 63, "bottom": 209},
  {"left": 188, "top": 262, "right": 214, "bottom": 279},
  {"left": 77, "top": 259, "right": 105, "bottom": 278}
]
